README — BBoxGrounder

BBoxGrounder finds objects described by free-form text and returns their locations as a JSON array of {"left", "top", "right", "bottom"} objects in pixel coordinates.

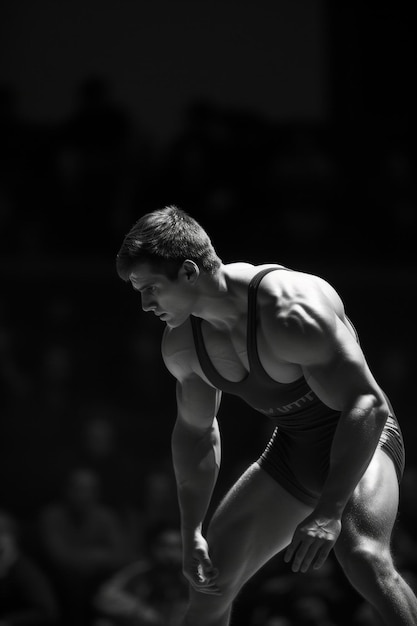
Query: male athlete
[{"left": 116, "top": 206, "right": 417, "bottom": 625}]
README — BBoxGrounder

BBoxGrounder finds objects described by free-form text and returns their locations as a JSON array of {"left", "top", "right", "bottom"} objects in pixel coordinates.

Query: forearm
[
  {"left": 172, "top": 417, "right": 221, "bottom": 533},
  {"left": 317, "top": 394, "right": 388, "bottom": 517}
]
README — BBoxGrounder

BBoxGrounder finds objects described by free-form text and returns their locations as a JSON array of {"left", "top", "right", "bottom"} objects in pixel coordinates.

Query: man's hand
[
  {"left": 182, "top": 531, "right": 220, "bottom": 595},
  {"left": 284, "top": 513, "right": 341, "bottom": 573}
]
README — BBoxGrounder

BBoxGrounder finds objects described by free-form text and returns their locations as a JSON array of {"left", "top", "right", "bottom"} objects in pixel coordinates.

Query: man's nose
[{"left": 141, "top": 295, "right": 156, "bottom": 312}]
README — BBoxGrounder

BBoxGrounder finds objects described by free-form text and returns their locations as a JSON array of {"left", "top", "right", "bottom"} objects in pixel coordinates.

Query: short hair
[{"left": 116, "top": 205, "right": 222, "bottom": 281}]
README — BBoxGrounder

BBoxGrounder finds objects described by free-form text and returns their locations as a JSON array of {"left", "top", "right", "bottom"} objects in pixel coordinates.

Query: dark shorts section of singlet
[
  {"left": 191, "top": 266, "right": 406, "bottom": 507},
  {"left": 258, "top": 412, "right": 405, "bottom": 507}
]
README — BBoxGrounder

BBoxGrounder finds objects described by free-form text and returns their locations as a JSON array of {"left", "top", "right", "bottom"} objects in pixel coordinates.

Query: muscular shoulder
[
  {"left": 257, "top": 269, "right": 349, "bottom": 364},
  {"left": 258, "top": 268, "right": 344, "bottom": 316},
  {"left": 162, "top": 319, "right": 198, "bottom": 381}
]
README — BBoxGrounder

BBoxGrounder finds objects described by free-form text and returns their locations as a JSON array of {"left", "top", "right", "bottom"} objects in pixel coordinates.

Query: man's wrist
[
  {"left": 314, "top": 499, "right": 345, "bottom": 520},
  {"left": 181, "top": 523, "right": 203, "bottom": 535}
]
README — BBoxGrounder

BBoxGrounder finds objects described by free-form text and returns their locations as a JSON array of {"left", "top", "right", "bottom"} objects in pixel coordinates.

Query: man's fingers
[
  {"left": 197, "top": 561, "right": 219, "bottom": 581},
  {"left": 298, "top": 542, "right": 321, "bottom": 573},
  {"left": 284, "top": 530, "right": 309, "bottom": 566},
  {"left": 284, "top": 545, "right": 294, "bottom": 563},
  {"left": 187, "top": 554, "right": 220, "bottom": 594},
  {"left": 285, "top": 536, "right": 334, "bottom": 573},
  {"left": 313, "top": 544, "right": 332, "bottom": 570},
  {"left": 284, "top": 514, "right": 340, "bottom": 574},
  {"left": 288, "top": 537, "right": 315, "bottom": 573},
  {"left": 190, "top": 569, "right": 221, "bottom": 595},
  {"left": 195, "top": 551, "right": 218, "bottom": 580},
  {"left": 284, "top": 535, "right": 301, "bottom": 564}
]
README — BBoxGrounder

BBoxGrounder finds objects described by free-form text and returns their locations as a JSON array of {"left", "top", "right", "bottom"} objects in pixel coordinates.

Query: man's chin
[{"left": 164, "top": 315, "right": 189, "bottom": 329}]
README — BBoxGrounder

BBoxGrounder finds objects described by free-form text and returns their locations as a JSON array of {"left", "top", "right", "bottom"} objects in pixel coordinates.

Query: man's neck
[{"left": 192, "top": 265, "right": 246, "bottom": 330}]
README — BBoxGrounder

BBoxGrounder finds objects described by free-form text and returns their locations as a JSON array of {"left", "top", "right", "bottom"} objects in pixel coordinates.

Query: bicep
[
  {"left": 304, "top": 324, "right": 385, "bottom": 412},
  {"left": 269, "top": 307, "right": 382, "bottom": 411},
  {"left": 172, "top": 376, "right": 222, "bottom": 480},
  {"left": 162, "top": 324, "right": 221, "bottom": 430},
  {"left": 303, "top": 349, "right": 379, "bottom": 412},
  {"left": 176, "top": 374, "right": 222, "bottom": 431}
]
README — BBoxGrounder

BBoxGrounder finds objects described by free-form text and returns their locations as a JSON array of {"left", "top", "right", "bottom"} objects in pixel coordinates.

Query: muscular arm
[
  {"left": 301, "top": 322, "right": 389, "bottom": 522},
  {"left": 172, "top": 375, "right": 222, "bottom": 535},
  {"left": 163, "top": 327, "right": 222, "bottom": 592},
  {"left": 263, "top": 287, "right": 389, "bottom": 570},
  {"left": 291, "top": 342, "right": 388, "bottom": 571},
  {"left": 315, "top": 392, "right": 387, "bottom": 518}
]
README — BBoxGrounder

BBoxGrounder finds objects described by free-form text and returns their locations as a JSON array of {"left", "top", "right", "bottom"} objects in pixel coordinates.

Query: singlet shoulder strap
[
  {"left": 247, "top": 266, "right": 290, "bottom": 323},
  {"left": 190, "top": 315, "right": 234, "bottom": 389},
  {"left": 247, "top": 266, "right": 290, "bottom": 374},
  {"left": 191, "top": 266, "right": 291, "bottom": 389}
]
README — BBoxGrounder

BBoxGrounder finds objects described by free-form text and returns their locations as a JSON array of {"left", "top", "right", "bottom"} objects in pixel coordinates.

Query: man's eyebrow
[{"left": 132, "top": 282, "right": 152, "bottom": 292}]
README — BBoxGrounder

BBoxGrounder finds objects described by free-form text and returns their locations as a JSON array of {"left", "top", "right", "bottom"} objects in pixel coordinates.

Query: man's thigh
[
  {"left": 207, "top": 462, "right": 314, "bottom": 588},
  {"left": 338, "top": 449, "right": 400, "bottom": 551}
]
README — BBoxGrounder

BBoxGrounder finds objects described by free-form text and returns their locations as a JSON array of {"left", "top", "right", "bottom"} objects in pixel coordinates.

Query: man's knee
[
  {"left": 185, "top": 584, "right": 235, "bottom": 626},
  {"left": 337, "top": 540, "right": 397, "bottom": 588},
  {"left": 206, "top": 543, "right": 244, "bottom": 600}
]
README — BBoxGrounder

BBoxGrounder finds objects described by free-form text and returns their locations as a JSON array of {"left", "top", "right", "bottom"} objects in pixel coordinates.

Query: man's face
[{"left": 129, "top": 262, "right": 197, "bottom": 328}]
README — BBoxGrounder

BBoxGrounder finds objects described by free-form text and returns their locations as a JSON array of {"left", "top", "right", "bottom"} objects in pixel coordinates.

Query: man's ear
[{"left": 180, "top": 260, "right": 200, "bottom": 284}]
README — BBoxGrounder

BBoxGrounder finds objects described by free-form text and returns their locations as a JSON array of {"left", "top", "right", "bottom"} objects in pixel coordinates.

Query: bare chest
[{"left": 199, "top": 321, "right": 302, "bottom": 384}]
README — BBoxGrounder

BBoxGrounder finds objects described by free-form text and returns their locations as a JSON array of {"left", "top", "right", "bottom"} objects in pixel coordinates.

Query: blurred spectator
[
  {"left": 57, "top": 75, "right": 132, "bottom": 252},
  {"left": 262, "top": 618, "right": 292, "bottom": 626},
  {"left": 239, "top": 551, "right": 356, "bottom": 625},
  {"left": 38, "top": 467, "right": 128, "bottom": 626},
  {"left": 291, "top": 594, "right": 336, "bottom": 625},
  {"left": 159, "top": 99, "right": 229, "bottom": 208},
  {"left": 0, "top": 305, "right": 32, "bottom": 410},
  {"left": 74, "top": 405, "right": 142, "bottom": 554},
  {"left": 0, "top": 509, "right": 59, "bottom": 625},
  {"left": 136, "top": 469, "right": 180, "bottom": 548},
  {"left": 39, "top": 341, "right": 75, "bottom": 414},
  {"left": 0, "top": 85, "right": 24, "bottom": 253},
  {"left": 93, "top": 522, "right": 187, "bottom": 626},
  {"left": 351, "top": 601, "right": 384, "bottom": 625}
]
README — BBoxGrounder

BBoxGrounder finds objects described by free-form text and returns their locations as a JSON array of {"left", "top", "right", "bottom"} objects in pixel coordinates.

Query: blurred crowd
[
  {"left": 1, "top": 75, "right": 417, "bottom": 625},
  {"left": 0, "top": 75, "right": 416, "bottom": 264}
]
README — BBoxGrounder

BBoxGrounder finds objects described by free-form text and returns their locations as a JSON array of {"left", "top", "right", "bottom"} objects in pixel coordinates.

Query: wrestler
[{"left": 116, "top": 206, "right": 417, "bottom": 625}]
